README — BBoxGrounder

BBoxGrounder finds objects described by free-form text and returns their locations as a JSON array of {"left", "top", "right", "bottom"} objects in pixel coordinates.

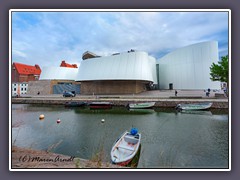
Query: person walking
[
  {"left": 223, "top": 87, "right": 228, "bottom": 97},
  {"left": 206, "top": 88, "right": 211, "bottom": 97},
  {"left": 206, "top": 91, "right": 210, "bottom": 97},
  {"left": 175, "top": 90, "right": 178, "bottom": 96}
]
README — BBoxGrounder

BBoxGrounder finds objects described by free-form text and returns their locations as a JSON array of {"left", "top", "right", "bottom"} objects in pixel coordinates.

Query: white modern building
[
  {"left": 77, "top": 50, "right": 157, "bottom": 94},
  {"left": 35, "top": 67, "right": 80, "bottom": 95},
  {"left": 157, "top": 41, "right": 220, "bottom": 90},
  {"left": 38, "top": 41, "right": 221, "bottom": 95},
  {"left": 40, "top": 66, "right": 79, "bottom": 80}
]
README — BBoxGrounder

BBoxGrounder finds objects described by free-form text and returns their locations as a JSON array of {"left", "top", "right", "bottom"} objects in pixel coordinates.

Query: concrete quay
[{"left": 12, "top": 90, "right": 229, "bottom": 109}]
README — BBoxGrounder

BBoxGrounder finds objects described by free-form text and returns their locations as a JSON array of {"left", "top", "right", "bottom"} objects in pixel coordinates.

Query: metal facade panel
[
  {"left": 157, "top": 41, "right": 220, "bottom": 90},
  {"left": 40, "top": 66, "right": 79, "bottom": 80},
  {"left": 76, "top": 51, "right": 156, "bottom": 82}
]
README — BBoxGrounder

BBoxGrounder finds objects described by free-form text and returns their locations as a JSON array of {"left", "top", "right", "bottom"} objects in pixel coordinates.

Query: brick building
[
  {"left": 60, "top": 60, "right": 78, "bottom": 68},
  {"left": 12, "top": 62, "right": 41, "bottom": 83}
]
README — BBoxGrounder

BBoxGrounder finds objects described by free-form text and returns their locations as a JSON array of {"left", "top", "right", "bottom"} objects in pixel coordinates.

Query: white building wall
[
  {"left": 12, "top": 82, "right": 28, "bottom": 95},
  {"left": 157, "top": 41, "right": 220, "bottom": 90},
  {"left": 12, "top": 83, "right": 18, "bottom": 95},
  {"left": 76, "top": 51, "right": 157, "bottom": 84},
  {"left": 40, "top": 66, "right": 79, "bottom": 80}
]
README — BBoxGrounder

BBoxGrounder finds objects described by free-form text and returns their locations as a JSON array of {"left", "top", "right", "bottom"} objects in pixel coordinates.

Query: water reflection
[
  {"left": 73, "top": 106, "right": 156, "bottom": 115},
  {"left": 128, "top": 109, "right": 155, "bottom": 114},
  {"left": 177, "top": 110, "right": 213, "bottom": 116}
]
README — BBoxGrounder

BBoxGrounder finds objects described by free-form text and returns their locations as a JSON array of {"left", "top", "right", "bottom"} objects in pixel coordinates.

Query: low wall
[{"left": 11, "top": 98, "right": 229, "bottom": 109}]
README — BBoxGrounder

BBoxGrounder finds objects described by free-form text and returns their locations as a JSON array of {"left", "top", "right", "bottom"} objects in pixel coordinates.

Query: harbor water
[{"left": 11, "top": 104, "right": 229, "bottom": 168}]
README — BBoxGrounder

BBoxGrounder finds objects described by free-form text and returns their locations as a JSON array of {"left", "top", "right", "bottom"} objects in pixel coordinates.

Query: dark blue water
[{"left": 12, "top": 104, "right": 229, "bottom": 168}]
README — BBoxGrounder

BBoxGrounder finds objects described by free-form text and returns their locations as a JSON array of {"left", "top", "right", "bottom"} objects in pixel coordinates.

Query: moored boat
[
  {"left": 175, "top": 102, "right": 213, "bottom": 111},
  {"left": 89, "top": 102, "right": 113, "bottom": 109},
  {"left": 64, "top": 101, "right": 87, "bottom": 107},
  {"left": 111, "top": 128, "right": 141, "bottom": 166},
  {"left": 127, "top": 102, "right": 155, "bottom": 109}
]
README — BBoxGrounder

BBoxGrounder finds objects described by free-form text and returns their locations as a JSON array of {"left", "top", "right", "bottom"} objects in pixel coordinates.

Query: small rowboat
[
  {"left": 176, "top": 102, "right": 213, "bottom": 111},
  {"left": 111, "top": 128, "right": 141, "bottom": 166},
  {"left": 89, "top": 102, "right": 113, "bottom": 109},
  {"left": 127, "top": 102, "right": 155, "bottom": 109},
  {"left": 64, "top": 101, "right": 87, "bottom": 107}
]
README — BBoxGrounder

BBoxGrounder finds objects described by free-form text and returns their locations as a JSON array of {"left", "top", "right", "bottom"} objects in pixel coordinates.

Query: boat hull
[
  {"left": 176, "top": 102, "right": 213, "bottom": 111},
  {"left": 64, "top": 102, "right": 86, "bottom": 107},
  {"left": 89, "top": 105, "right": 112, "bottom": 109},
  {"left": 128, "top": 102, "right": 155, "bottom": 109},
  {"left": 111, "top": 131, "right": 141, "bottom": 166},
  {"left": 89, "top": 102, "right": 113, "bottom": 109},
  {"left": 112, "top": 144, "right": 142, "bottom": 167},
  {"left": 112, "top": 158, "right": 132, "bottom": 166}
]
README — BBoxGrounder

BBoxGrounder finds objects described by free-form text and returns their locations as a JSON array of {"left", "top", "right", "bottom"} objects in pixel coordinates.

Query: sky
[{"left": 11, "top": 10, "right": 229, "bottom": 68}]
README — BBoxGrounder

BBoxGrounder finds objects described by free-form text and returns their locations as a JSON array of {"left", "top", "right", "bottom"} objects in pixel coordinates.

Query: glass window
[
  {"left": 21, "top": 88, "right": 23, "bottom": 91},
  {"left": 25, "top": 88, "right": 27, "bottom": 91},
  {"left": 14, "top": 88, "right": 16, "bottom": 91}
]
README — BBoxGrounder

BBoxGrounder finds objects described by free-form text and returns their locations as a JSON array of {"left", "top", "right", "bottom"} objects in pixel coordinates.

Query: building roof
[
  {"left": 156, "top": 41, "right": 219, "bottom": 89},
  {"left": 40, "top": 66, "right": 79, "bottom": 80},
  {"left": 77, "top": 51, "right": 157, "bottom": 83},
  {"left": 82, "top": 51, "right": 100, "bottom": 60},
  {"left": 13, "top": 62, "right": 41, "bottom": 75},
  {"left": 40, "top": 51, "right": 157, "bottom": 83},
  {"left": 60, "top": 60, "right": 78, "bottom": 68}
]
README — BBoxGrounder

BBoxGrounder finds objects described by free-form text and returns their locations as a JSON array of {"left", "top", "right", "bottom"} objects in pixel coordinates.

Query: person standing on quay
[{"left": 175, "top": 90, "right": 178, "bottom": 96}]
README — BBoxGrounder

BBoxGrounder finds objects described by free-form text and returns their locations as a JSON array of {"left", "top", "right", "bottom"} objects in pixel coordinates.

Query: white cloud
[
  {"left": 12, "top": 50, "right": 27, "bottom": 58},
  {"left": 11, "top": 11, "right": 229, "bottom": 67}
]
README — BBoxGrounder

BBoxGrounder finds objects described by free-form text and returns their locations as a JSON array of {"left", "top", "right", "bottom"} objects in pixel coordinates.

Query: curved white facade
[
  {"left": 157, "top": 41, "right": 220, "bottom": 90},
  {"left": 40, "top": 66, "right": 79, "bottom": 80},
  {"left": 39, "top": 41, "right": 220, "bottom": 92},
  {"left": 76, "top": 51, "right": 157, "bottom": 83}
]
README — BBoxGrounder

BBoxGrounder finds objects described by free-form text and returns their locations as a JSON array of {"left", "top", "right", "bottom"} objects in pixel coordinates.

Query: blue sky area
[{"left": 11, "top": 10, "right": 229, "bottom": 68}]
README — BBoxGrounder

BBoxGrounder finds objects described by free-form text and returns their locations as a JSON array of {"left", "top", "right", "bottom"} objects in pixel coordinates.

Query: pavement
[
  {"left": 140, "top": 89, "right": 227, "bottom": 98},
  {"left": 21, "top": 90, "right": 228, "bottom": 101}
]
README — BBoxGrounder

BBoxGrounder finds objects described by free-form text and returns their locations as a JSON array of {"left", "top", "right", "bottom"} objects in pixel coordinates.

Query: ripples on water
[{"left": 11, "top": 104, "right": 229, "bottom": 169}]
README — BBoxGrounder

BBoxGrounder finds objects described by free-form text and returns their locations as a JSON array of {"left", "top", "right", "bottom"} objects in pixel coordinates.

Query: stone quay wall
[{"left": 12, "top": 97, "right": 229, "bottom": 109}]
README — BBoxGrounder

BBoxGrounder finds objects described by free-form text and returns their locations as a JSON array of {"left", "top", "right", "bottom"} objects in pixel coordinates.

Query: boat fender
[
  {"left": 39, "top": 114, "right": 45, "bottom": 120},
  {"left": 130, "top": 128, "right": 138, "bottom": 135},
  {"left": 57, "top": 118, "right": 61, "bottom": 123}
]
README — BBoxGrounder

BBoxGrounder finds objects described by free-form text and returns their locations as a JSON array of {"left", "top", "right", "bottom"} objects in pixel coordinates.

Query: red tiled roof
[
  {"left": 60, "top": 60, "right": 78, "bottom": 68},
  {"left": 13, "top": 62, "right": 41, "bottom": 75}
]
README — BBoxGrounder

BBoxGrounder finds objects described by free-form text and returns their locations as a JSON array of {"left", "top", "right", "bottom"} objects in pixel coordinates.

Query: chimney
[
  {"left": 35, "top": 64, "right": 41, "bottom": 70},
  {"left": 73, "top": 64, "right": 78, "bottom": 68},
  {"left": 60, "top": 60, "right": 66, "bottom": 67}
]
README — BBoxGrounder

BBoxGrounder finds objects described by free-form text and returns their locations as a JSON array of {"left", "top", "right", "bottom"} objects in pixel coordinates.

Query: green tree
[{"left": 210, "top": 55, "right": 229, "bottom": 84}]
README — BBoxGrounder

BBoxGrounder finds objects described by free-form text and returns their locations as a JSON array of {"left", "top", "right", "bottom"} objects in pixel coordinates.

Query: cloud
[
  {"left": 11, "top": 11, "right": 229, "bottom": 68},
  {"left": 12, "top": 49, "right": 27, "bottom": 58}
]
